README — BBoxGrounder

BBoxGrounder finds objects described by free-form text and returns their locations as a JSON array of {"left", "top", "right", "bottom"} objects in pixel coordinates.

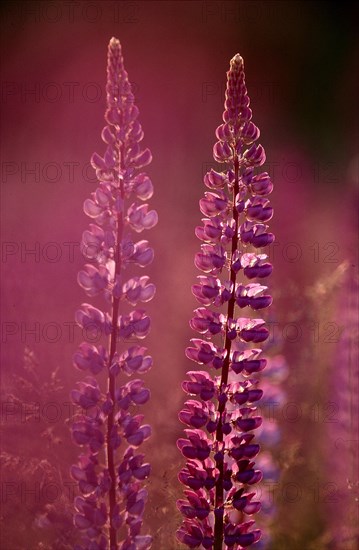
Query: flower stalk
[
  {"left": 177, "top": 54, "right": 274, "bottom": 549},
  {"left": 71, "top": 38, "right": 156, "bottom": 550}
]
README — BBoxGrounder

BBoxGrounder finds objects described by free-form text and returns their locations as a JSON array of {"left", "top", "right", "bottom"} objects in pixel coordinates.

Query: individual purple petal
[
  {"left": 213, "top": 140, "right": 232, "bottom": 162},
  {"left": 132, "top": 173, "right": 154, "bottom": 200},
  {"left": 185, "top": 338, "right": 225, "bottom": 369},
  {"left": 241, "top": 253, "right": 273, "bottom": 279},
  {"left": 118, "top": 310, "right": 151, "bottom": 340},
  {"left": 236, "top": 415, "right": 263, "bottom": 432},
  {"left": 195, "top": 244, "right": 226, "bottom": 274},
  {"left": 240, "top": 121, "right": 260, "bottom": 144},
  {"left": 177, "top": 489, "right": 211, "bottom": 520},
  {"left": 182, "top": 371, "right": 216, "bottom": 401},
  {"left": 246, "top": 196, "right": 273, "bottom": 222},
  {"left": 83, "top": 198, "right": 104, "bottom": 218},
  {"left": 122, "top": 276, "right": 156, "bottom": 305},
  {"left": 243, "top": 143, "right": 266, "bottom": 166},
  {"left": 126, "top": 203, "right": 158, "bottom": 232},
  {"left": 71, "top": 378, "right": 101, "bottom": 410},
  {"left": 192, "top": 275, "right": 221, "bottom": 305},
  {"left": 179, "top": 400, "right": 209, "bottom": 429},
  {"left": 190, "top": 307, "right": 223, "bottom": 336},
  {"left": 249, "top": 172, "right": 273, "bottom": 196},
  {"left": 130, "top": 147, "right": 152, "bottom": 169},
  {"left": 73, "top": 343, "right": 107, "bottom": 375},
  {"left": 204, "top": 169, "right": 228, "bottom": 190},
  {"left": 75, "top": 303, "right": 112, "bottom": 337},
  {"left": 176, "top": 520, "right": 204, "bottom": 548},
  {"left": 199, "top": 191, "right": 229, "bottom": 217}
]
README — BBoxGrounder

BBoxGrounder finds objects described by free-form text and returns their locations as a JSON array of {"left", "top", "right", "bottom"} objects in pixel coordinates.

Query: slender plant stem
[
  {"left": 213, "top": 153, "right": 239, "bottom": 550},
  {"left": 106, "top": 164, "right": 125, "bottom": 550}
]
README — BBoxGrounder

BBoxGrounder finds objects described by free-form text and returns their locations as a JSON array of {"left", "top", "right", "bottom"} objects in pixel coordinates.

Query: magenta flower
[
  {"left": 71, "top": 37, "right": 156, "bottom": 550},
  {"left": 177, "top": 54, "right": 274, "bottom": 549}
]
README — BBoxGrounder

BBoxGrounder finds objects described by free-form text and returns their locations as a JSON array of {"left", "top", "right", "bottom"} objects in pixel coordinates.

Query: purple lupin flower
[
  {"left": 71, "top": 37, "right": 156, "bottom": 550},
  {"left": 177, "top": 54, "right": 274, "bottom": 549}
]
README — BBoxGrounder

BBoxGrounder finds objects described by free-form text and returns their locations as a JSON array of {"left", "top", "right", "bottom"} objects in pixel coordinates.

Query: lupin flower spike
[
  {"left": 71, "top": 37, "right": 156, "bottom": 550},
  {"left": 177, "top": 54, "right": 274, "bottom": 549}
]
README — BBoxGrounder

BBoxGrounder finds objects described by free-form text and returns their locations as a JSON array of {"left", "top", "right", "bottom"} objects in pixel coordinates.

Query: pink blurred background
[{"left": 1, "top": 1, "right": 358, "bottom": 548}]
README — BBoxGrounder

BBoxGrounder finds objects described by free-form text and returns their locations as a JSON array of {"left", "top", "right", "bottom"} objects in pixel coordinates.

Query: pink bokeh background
[{"left": 1, "top": 1, "right": 358, "bottom": 548}]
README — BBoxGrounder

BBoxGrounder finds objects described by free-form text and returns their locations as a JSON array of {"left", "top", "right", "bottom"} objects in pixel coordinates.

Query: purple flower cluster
[
  {"left": 71, "top": 37, "right": 156, "bottom": 550},
  {"left": 177, "top": 54, "right": 274, "bottom": 549}
]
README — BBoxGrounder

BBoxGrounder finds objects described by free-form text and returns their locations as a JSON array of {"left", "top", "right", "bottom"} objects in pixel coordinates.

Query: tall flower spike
[
  {"left": 71, "top": 38, "right": 156, "bottom": 550},
  {"left": 177, "top": 54, "right": 274, "bottom": 549}
]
